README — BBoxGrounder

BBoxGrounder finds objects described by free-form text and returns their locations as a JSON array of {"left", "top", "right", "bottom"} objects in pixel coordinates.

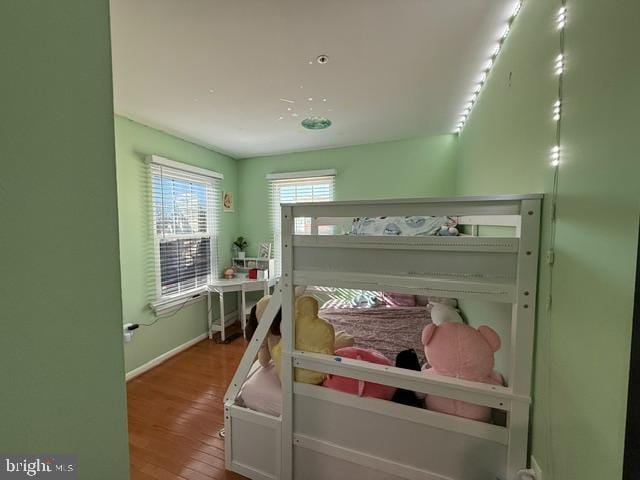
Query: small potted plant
[{"left": 233, "top": 236, "right": 248, "bottom": 259}]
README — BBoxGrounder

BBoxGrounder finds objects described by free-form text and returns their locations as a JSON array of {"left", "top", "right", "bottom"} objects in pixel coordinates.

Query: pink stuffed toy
[
  {"left": 323, "top": 347, "right": 396, "bottom": 400},
  {"left": 421, "top": 322, "right": 504, "bottom": 422}
]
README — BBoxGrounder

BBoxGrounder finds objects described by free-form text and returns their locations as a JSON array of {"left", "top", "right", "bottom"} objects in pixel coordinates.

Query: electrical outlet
[
  {"left": 531, "top": 456, "right": 543, "bottom": 480},
  {"left": 123, "top": 323, "right": 135, "bottom": 343}
]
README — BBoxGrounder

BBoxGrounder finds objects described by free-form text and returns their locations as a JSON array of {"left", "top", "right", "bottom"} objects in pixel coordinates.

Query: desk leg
[
  {"left": 207, "top": 291, "right": 212, "bottom": 340},
  {"left": 240, "top": 287, "right": 246, "bottom": 339},
  {"left": 219, "top": 291, "right": 225, "bottom": 342}
]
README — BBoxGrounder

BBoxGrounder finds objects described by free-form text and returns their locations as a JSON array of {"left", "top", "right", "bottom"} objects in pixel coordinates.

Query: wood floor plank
[{"left": 128, "top": 337, "right": 248, "bottom": 480}]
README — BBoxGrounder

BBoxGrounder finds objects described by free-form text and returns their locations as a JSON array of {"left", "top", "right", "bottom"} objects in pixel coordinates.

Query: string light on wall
[
  {"left": 553, "top": 100, "right": 561, "bottom": 121},
  {"left": 550, "top": 4, "right": 567, "bottom": 167},
  {"left": 554, "top": 54, "right": 564, "bottom": 75},
  {"left": 545, "top": 9, "right": 567, "bottom": 478},
  {"left": 542, "top": 8, "right": 569, "bottom": 478},
  {"left": 556, "top": 6, "right": 567, "bottom": 29},
  {"left": 453, "top": 1, "right": 523, "bottom": 134},
  {"left": 550, "top": 146, "right": 561, "bottom": 167}
]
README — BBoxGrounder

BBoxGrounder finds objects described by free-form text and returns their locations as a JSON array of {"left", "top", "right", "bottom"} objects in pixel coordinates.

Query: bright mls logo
[{"left": 1, "top": 456, "right": 76, "bottom": 479}]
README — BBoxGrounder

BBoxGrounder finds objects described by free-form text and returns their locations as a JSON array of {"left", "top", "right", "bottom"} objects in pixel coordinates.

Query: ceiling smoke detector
[{"left": 316, "top": 55, "right": 329, "bottom": 64}]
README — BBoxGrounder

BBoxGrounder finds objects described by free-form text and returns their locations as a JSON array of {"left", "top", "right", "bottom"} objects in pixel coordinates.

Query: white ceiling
[{"left": 110, "top": 0, "right": 516, "bottom": 158}]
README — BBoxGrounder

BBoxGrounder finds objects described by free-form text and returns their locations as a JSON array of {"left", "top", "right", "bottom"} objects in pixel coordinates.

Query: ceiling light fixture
[
  {"left": 301, "top": 116, "right": 332, "bottom": 130},
  {"left": 316, "top": 55, "right": 329, "bottom": 64},
  {"left": 453, "top": 0, "right": 523, "bottom": 134},
  {"left": 279, "top": 98, "right": 295, "bottom": 104}
]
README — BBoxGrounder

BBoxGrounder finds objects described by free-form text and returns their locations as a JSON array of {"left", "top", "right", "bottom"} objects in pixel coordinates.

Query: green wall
[
  {"left": 115, "top": 116, "right": 240, "bottom": 373},
  {"left": 456, "top": 0, "right": 640, "bottom": 478},
  {"left": 0, "top": 2, "right": 130, "bottom": 478},
  {"left": 237, "top": 135, "right": 457, "bottom": 255}
]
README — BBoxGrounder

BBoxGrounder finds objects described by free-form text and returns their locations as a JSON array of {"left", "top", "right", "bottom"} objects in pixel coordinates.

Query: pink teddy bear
[{"left": 421, "top": 322, "right": 504, "bottom": 423}]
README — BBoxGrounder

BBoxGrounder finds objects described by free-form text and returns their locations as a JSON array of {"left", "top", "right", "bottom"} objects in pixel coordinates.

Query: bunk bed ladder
[{"left": 223, "top": 286, "right": 283, "bottom": 476}]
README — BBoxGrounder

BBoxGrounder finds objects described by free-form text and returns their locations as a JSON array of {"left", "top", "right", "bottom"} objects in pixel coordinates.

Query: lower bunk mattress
[{"left": 238, "top": 305, "right": 430, "bottom": 416}]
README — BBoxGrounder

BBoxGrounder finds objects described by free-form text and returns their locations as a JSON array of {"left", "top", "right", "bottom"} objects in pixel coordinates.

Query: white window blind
[
  {"left": 151, "top": 163, "right": 221, "bottom": 302},
  {"left": 268, "top": 173, "right": 335, "bottom": 276}
]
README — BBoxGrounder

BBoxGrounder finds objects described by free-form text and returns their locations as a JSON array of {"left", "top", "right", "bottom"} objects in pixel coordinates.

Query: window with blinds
[
  {"left": 268, "top": 172, "right": 335, "bottom": 276},
  {"left": 151, "top": 162, "right": 221, "bottom": 301}
]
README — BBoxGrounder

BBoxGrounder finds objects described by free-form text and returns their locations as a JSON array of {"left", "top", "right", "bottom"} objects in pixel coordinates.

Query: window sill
[{"left": 151, "top": 287, "right": 208, "bottom": 316}]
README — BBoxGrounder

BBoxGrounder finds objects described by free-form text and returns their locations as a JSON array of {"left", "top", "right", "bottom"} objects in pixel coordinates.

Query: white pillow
[{"left": 239, "top": 362, "right": 282, "bottom": 417}]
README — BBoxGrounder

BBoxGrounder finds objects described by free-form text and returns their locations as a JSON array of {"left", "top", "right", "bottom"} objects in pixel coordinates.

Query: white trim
[
  {"left": 146, "top": 154, "right": 224, "bottom": 180},
  {"left": 126, "top": 333, "right": 206, "bottom": 381},
  {"left": 125, "top": 310, "right": 238, "bottom": 381},
  {"left": 150, "top": 286, "right": 207, "bottom": 315},
  {"left": 265, "top": 169, "right": 336, "bottom": 180}
]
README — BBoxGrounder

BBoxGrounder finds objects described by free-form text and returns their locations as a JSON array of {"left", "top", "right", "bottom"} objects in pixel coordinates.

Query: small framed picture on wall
[{"left": 223, "top": 191, "right": 234, "bottom": 212}]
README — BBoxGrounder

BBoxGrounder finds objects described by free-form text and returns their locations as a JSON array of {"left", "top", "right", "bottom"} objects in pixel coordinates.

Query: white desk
[{"left": 207, "top": 277, "right": 277, "bottom": 341}]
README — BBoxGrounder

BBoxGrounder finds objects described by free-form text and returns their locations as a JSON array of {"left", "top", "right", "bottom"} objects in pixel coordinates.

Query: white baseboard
[
  {"left": 531, "top": 456, "right": 542, "bottom": 480},
  {"left": 125, "top": 310, "right": 239, "bottom": 381}
]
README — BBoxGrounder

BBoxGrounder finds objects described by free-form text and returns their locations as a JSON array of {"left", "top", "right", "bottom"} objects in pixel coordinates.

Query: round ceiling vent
[
  {"left": 301, "top": 116, "right": 332, "bottom": 130},
  {"left": 316, "top": 55, "right": 329, "bottom": 64}
]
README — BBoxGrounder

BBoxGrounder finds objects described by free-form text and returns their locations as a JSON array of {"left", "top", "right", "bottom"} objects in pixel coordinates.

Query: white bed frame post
[
  {"left": 506, "top": 199, "right": 541, "bottom": 479},
  {"left": 280, "top": 205, "right": 295, "bottom": 480}
]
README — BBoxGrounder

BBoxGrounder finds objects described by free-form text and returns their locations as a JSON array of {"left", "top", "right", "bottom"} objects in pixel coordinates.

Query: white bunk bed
[{"left": 223, "top": 194, "right": 542, "bottom": 480}]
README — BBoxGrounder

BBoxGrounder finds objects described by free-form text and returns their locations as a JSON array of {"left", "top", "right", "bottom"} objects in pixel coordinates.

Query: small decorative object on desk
[
  {"left": 258, "top": 242, "right": 272, "bottom": 259},
  {"left": 233, "top": 236, "right": 248, "bottom": 259},
  {"left": 223, "top": 267, "right": 236, "bottom": 279}
]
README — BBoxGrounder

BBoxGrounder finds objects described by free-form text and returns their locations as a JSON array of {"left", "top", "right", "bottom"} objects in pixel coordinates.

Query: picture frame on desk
[{"left": 258, "top": 242, "right": 272, "bottom": 259}]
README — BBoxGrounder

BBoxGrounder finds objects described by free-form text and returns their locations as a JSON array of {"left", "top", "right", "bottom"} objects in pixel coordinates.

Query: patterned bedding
[
  {"left": 350, "top": 215, "right": 455, "bottom": 236},
  {"left": 320, "top": 305, "right": 431, "bottom": 365}
]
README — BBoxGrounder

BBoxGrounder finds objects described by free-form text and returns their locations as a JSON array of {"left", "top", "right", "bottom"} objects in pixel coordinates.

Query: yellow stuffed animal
[{"left": 272, "top": 296, "right": 335, "bottom": 384}]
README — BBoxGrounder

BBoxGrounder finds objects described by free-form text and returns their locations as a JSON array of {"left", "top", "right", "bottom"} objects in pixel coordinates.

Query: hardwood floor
[{"left": 127, "top": 335, "right": 248, "bottom": 480}]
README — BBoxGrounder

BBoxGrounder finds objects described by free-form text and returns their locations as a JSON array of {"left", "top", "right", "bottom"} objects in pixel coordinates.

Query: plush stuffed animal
[
  {"left": 247, "top": 292, "right": 354, "bottom": 370},
  {"left": 427, "top": 297, "right": 464, "bottom": 325},
  {"left": 247, "top": 295, "right": 282, "bottom": 368},
  {"left": 436, "top": 225, "right": 459, "bottom": 236},
  {"left": 421, "top": 322, "right": 503, "bottom": 422},
  {"left": 272, "top": 296, "right": 335, "bottom": 384},
  {"left": 390, "top": 349, "right": 423, "bottom": 407},
  {"left": 323, "top": 347, "right": 396, "bottom": 400}
]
